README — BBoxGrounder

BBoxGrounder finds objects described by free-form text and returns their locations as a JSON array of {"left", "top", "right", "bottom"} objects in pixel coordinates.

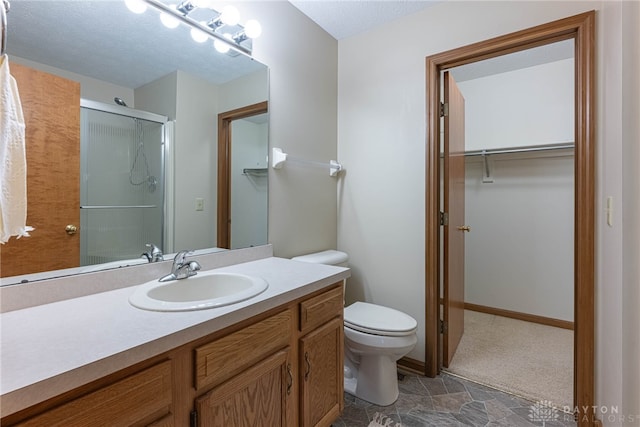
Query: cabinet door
[
  {"left": 299, "top": 317, "right": 344, "bottom": 427},
  {"left": 15, "top": 361, "right": 172, "bottom": 426},
  {"left": 196, "top": 348, "right": 293, "bottom": 427}
]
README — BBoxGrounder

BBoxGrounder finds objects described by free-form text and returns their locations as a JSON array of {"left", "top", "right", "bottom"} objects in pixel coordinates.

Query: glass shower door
[{"left": 80, "top": 107, "right": 165, "bottom": 266}]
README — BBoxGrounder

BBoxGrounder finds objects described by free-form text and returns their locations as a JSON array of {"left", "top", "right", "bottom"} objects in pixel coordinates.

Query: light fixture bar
[{"left": 141, "top": 0, "right": 252, "bottom": 56}]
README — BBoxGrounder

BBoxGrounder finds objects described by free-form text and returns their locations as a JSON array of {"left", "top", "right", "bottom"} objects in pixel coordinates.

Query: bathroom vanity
[{"left": 0, "top": 247, "right": 349, "bottom": 426}]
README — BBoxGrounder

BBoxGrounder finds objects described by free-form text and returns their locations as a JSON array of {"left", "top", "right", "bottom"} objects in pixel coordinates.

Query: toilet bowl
[{"left": 292, "top": 250, "right": 418, "bottom": 406}]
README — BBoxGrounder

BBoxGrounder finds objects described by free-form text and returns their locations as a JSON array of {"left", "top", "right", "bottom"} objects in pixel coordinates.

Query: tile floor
[{"left": 333, "top": 372, "right": 577, "bottom": 427}]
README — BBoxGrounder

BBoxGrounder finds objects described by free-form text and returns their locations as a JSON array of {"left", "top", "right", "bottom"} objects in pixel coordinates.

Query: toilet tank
[{"left": 292, "top": 250, "right": 349, "bottom": 267}]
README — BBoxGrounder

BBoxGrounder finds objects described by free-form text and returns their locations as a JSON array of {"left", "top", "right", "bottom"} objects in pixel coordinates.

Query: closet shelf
[{"left": 242, "top": 168, "right": 268, "bottom": 176}]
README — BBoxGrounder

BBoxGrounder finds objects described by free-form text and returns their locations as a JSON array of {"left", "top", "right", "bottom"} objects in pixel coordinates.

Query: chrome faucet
[
  {"left": 159, "top": 250, "right": 201, "bottom": 282},
  {"left": 142, "top": 243, "right": 164, "bottom": 263}
]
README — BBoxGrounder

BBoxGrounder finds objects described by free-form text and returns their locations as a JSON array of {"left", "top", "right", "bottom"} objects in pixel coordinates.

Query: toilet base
[{"left": 343, "top": 355, "right": 400, "bottom": 406}]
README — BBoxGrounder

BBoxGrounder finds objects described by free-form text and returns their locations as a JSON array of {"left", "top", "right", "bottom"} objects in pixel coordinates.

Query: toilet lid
[{"left": 344, "top": 302, "right": 417, "bottom": 337}]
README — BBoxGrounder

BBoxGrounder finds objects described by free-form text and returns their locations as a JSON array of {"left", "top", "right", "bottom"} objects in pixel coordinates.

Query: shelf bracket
[{"left": 482, "top": 150, "right": 494, "bottom": 183}]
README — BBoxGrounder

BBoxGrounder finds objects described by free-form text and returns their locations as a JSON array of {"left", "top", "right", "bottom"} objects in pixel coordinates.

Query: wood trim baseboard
[
  {"left": 464, "top": 303, "right": 574, "bottom": 330},
  {"left": 398, "top": 357, "right": 425, "bottom": 375}
]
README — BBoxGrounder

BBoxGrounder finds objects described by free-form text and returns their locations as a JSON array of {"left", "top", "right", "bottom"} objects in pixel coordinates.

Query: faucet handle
[
  {"left": 173, "top": 250, "right": 193, "bottom": 264},
  {"left": 142, "top": 243, "right": 164, "bottom": 262}
]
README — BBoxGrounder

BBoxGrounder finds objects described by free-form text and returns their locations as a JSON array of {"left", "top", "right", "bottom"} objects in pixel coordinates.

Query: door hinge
[
  {"left": 440, "top": 211, "right": 449, "bottom": 226},
  {"left": 440, "top": 320, "right": 448, "bottom": 334},
  {"left": 190, "top": 410, "right": 198, "bottom": 427},
  {"left": 440, "top": 102, "right": 449, "bottom": 117}
]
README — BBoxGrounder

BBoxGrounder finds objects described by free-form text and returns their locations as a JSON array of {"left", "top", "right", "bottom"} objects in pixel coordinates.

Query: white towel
[{"left": 0, "top": 54, "right": 34, "bottom": 243}]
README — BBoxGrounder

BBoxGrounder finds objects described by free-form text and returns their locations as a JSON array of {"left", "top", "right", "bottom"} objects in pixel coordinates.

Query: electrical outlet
[{"left": 195, "top": 198, "right": 204, "bottom": 211}]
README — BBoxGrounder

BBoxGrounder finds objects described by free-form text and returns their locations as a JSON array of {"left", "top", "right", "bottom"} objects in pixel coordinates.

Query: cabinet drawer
[
  {"left": 195, "top": 309, "right": 293, "bottom": 391},
  {"left": 17, "top": 361, "right": 172, "bottom": 426},
  {"left": 300, "top": 285, "right": 343, "bottom": 335}
]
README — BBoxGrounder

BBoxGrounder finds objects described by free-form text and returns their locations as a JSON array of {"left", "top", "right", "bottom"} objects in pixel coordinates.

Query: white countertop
[{"left": 0, "top": 257, "right": 350, "bottom": 417}]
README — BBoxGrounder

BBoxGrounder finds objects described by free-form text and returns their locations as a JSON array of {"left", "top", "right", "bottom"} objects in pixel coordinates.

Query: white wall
[
  {"left": 338, "top": 4, "right": 637, "bottom": 416},
  {"left": 457, "top": 59, "right": 574, "bottom": 150},
  {"left": 172, "top": 71, "right": 220, "bottom": 251},
  {"left": 621, "top": 1, "right": 640, "bottom": 423},
  {"left": 219, "top": 68, "right": 269, "bottom": 112},
  {"left": 243, "top": 1, "right": 338, "bottom": 259},
  {"left": 464, "top": 155, "right": 574, "bottom": 321},
  {"left": 598, "top": 1, "right": 640, "bottom": 425}
]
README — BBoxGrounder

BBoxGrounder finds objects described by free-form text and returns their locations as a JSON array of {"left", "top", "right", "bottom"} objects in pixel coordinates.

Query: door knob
[
  {"left": 65, "top": 224, "right": 78, "bottom": 235},
  {"left": 457, "top": 225, "right": 471, "bottom": 232}
]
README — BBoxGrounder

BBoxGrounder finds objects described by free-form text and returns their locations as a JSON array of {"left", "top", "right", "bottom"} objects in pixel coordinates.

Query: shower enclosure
[{"left": 80, "top": 100, "right": 167, "bottom": 266}]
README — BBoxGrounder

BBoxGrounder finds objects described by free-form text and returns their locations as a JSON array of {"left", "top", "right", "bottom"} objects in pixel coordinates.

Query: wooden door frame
[
  {"left": 217, "top": 101, "right": 268, "bottom": 249},
  {"left": 424, "top": 11, "right": 595, "bottom": 425}
]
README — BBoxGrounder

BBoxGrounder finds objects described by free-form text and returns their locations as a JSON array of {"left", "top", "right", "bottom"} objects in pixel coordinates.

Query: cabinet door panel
[
  {"left": 16, "top": 361, "right": 172, "bottom": 427},
  {"left": 299, "top": 285, "right": 343, "bottom": 335},
  {"left": 195, "top": 309, "right": 292, "bottom": 390},
  {"left": 196, "top": 349, "right": 292, "bottom": 427},
  {"left": 300, "top": 317, "right": 343, "bottom": 427}
]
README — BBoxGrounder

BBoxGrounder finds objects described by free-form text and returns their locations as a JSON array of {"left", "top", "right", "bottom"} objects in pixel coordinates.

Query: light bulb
[
  {"left": 192, "top": 0, "right": 210, "bottom": 7},
  {"left": 125, "top": 0, "right": 147, "bottom": 14},
  {"left": 160, "top": 5, "right": 180, "bottom": 28},
  {"left": 214, "top": 33, "right": 233, "bottom": 53},
  {"left": 214, "top": 39, "right": 230, "bottom": 54},
  {"left": 191, "top": 23, "right": 208, "bottom": 43},
  {"left": 244, "top": 19, "right": 262, "bottom": 39},
  {"left": 220, "top": 5, "right": 240, "bottom": 26}
]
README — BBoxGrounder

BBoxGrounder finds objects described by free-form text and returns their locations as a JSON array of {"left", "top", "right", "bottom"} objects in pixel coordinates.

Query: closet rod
[{"left": 464, "top": 142, "right": 574, "bottom": 157}]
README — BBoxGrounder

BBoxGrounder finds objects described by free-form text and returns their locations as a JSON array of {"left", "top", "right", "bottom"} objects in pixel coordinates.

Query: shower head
[{"left": 114, "top": 97, "right": 128, "bottom": 107}]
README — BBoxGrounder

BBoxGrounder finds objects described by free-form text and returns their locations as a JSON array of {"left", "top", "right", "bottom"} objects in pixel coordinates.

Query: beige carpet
[{"left": 445, "top": 310, "right": 573, "bottom": 409}]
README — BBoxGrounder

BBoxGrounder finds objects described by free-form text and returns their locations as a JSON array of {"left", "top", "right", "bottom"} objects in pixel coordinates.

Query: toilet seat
[{"left": 344, "top": 302, "right": 417, "bottom": 337}]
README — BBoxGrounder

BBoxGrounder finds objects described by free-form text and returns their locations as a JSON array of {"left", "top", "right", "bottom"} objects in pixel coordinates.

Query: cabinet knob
[
  {"left": 457, "top": 225, "right": 471, "bottom": 232},
  {"left": 65, "top": 224, "right": 78, "bottom": 235}
]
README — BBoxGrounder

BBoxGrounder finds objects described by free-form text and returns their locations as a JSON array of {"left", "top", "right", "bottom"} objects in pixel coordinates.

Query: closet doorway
[
  {"left": 444, "top": 39, "right": 575, "bottom": 408},
  {"left": 217, "top": 101, "right": 268, "bottom": 249},
  {"left": 424, "top": 11, "right": 595, "bottom": 426}
]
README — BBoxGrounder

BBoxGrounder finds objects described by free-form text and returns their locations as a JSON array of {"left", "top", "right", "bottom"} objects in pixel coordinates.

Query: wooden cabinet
[
  {"left": 192, "top": 309, "right": 294, "bottom": 427},
  {"left": 194, "top": 309, "right": 292, "bottom": 391},
  {"left": 299, "top": 317, "right": 343, "bottom": 427},
  {"left": 3, "top": 283, "right": 344, "bottom": 427},
  {"left": 195, "top": 349, "right": 293, "bottom": 426},
  {"left": 15, "top": 361, "right": 173, "bottom": 427},
  {"left": 298, "top": 286, "right": 344, "bottom": 427}
]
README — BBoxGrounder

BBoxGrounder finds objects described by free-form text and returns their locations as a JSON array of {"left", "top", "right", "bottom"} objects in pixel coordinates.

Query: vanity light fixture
[
  {"left": 125, "top": 0, "right": 147, "bottom": 14},
  {"left": 159, "top": 4, "right": 180, "bottom": 28},
  {"left": 128, "top": 0, "right": 261, "bottom": 57}
]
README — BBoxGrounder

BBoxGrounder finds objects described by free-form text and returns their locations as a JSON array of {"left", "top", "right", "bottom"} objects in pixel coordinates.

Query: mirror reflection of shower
[
  {"left": 129, "top": 118, "right": 158, "bottom": 193},
  {"left": 79, "top": 100, "right": 167, "bottom": 266}
]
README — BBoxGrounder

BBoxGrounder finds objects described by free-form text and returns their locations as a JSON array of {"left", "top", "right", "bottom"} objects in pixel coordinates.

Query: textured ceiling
[
  {"left": 7, "top": 1, "right": 573, "bottom": 90},
  {"left": 289, "top": 0, "right": 440, "bottom": 40},
  {"left": 7, "top": 0, "right": 265, "bottom": 89}
]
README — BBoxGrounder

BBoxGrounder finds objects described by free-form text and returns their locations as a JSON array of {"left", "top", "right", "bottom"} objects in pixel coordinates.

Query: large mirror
[{"left": 1, "top": 0, "right": 269, "bottom": 285}]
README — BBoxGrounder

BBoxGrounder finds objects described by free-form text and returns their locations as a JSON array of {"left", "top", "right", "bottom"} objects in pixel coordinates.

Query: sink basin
[{"left": 129, "top": 271, "right": 269, "bottom": 312}]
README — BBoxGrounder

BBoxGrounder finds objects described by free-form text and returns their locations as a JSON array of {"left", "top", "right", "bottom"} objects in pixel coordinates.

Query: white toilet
[{"left": 292, "top": 250, "right": 418, "bottom": 406}]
